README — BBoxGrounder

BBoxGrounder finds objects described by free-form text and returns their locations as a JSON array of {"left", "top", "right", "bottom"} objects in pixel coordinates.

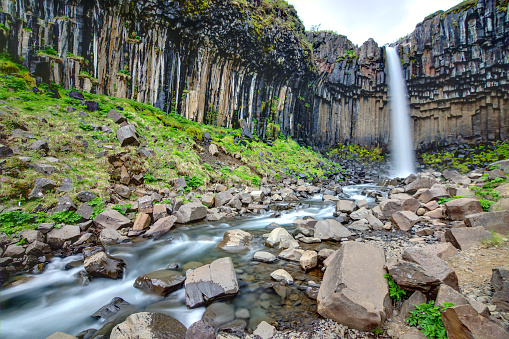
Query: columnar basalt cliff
[{"left": 0, "top": 0, "right": 508, "bottom": 150}]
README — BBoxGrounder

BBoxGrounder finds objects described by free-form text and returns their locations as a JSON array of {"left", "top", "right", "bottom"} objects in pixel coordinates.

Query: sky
[{"left": 286, "top": 0, "right": 464, "bottom": 46}]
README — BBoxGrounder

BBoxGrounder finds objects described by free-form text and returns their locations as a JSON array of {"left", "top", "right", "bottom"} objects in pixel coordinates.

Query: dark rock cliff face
[{"left": 0, "top": 0, "right": 508, "bottom": 151}]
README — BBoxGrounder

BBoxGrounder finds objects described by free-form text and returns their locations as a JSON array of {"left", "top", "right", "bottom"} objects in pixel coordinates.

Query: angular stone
[
  {"left": 47, "top": 225, "right": 81, "bottom": 249},
  {"left": 388, "top": 260, "right": 441, "bottom": 293},
  {"left": 215, "top": 191, "right": 233, "bottom": 207},
  {"left": 32, "top": 163, "right": 55, "bottom": 175},
  {"left": 317, "top": 242, "right": 390, "bottom": 331},
  {"left": 400, "top": 291, "right": 427, "bottom": 319},
  {"left": 133, "top": 212, "right": 151, "bottom": 231},
  {"left": 418, "top": 186, "right": 450, "bottom": 204},
  {"left": 175, "top": 202, "right": 207, "bottom": 224},
  {"left": 436, "top": 284, "right": 469, "bottom": 309},
  {"left": 111, "top": 312, "right": 187, "bottom": 339},
  {"left": 253, "top": 251, "right": 277, "bottom": 263},
  {"left": 445, "top": 198, "right": 483, "bottom": 221},
  {"left": 209, "top": 143, "right": 219, "bottom": 156},
  {"left": 0, "top": 144, "right": 13, "bottom": 158},
  {"left": 278, "top": 248, "right": 305, "bottom": 262},
  {"left": 336, "top": 200, "right": 356, "bottom": 213},
  {"left": 300, "top": 250, "right": 318, "bottom": 272},
  {"left": 134, "top": 270, "right": 186, "bottom": 297},
  {"left": 93, "top": 210, "right": 132, "bottom": 230},
  {"left": 318, "top": 248, "right": 335, "bottom": 262},
  {"left": 265, "top": 227, "right": 299, "bottom": 249},
  {"left": 379, "top": 199, "right": 402, "bottom": 219},
  {"left": 270, "top": 269, "right": 293, "bottom": 285},
  {"left": 76, "top": 191, "right": 97, "bottom": 202},
  {"left": 488, "top": 169, "right": 507, "bottom": 181},
  {"left": 366, "top": 214, "right": 384, "bottom": 230},
  {"left": 391, "top": 210, "right": 419, "bottom": 231},
  {"left": 185, "top": 320, "right": 215, "bottom": 339},
  {"left": 56, "top": 177, "right": 73, "bottom": 193},
  {"left": 76, "top": 203, "right": 94, "bottom": 220},
  {"left": 107, "top": 109, "right": 127, "bottom": 124},
  {"left": 144, "top": 216, "right": 177, "bottom": 239},
  {"left": 25, "top": 240, "right": 51, "bottom": 256},
  {"left": 4, "top": 244, "right": 25, "bottom": 258},
  {"left": 138, "top": 195, "right": 153, "bottom": 214},
  {"left": 21, "top": 229, "right": 43, "bottom": 243},
  {"left": 114, "top": 184, "right": 130, "bottom": 199},
  {"left": 201, "top": 194, "right": 215, "bottom": 208},
  {"left": 185, "top": 257, "right": 239, "bottom": 308},
  {"left": 442, "top": 305, "right": 509, "bottom": 339},
  {"left": 28, "top": 178, "right": 56, "bottom": 199},
  {"left": 405, "top": 175, "right": 439, "bottom": 194},
  {"left": 202, "top": 302, "right": 234, "bottom": 329},
  {"left": 492, "top": 267, "right": 509, "bottom": 311},
  {"left": 446, "top": 226, "right": 493, "bottom": 250},
  {"left": 99, "top": 228, "right": 125, "bottom": 245},
  {"left": 350, "top": 207, "right": 370, "bottom": 220},
  {"left": 116, "top": 125, "right": 140, "bottom": 147},
  {"left": 217, "top": 229, "right": 253, "bottom": 250},
  {"left": 348, "top": 219, "right": 370, "bottom": 231},
  {"left": 464, "top": 211, "right": 509, "bottom": 234},
  {"left": 29, "top": 140, "right": 49, "bottom": 152},
  {"left": 420, "top": 243, "right": 458, "bottom": 260},
  {"left": 45, "top": 332, "right": 76, "bottom": 339},
  {"left": 84, "top": 251, "right": 125, "bottom": 280},
  {"left": 91, "top": 297, "right": 134, "bottom": 322},
  {"left": 253, "top": 321, "right": 275, "bottom": 339},
  {"left": 314, "top": 219, "right": 352, "bottom": 241}
]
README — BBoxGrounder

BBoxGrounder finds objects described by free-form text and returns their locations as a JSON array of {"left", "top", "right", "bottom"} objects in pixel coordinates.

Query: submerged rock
[
  {"left": 134, "top": 270, "right": 185, "bottom": 297},
  {"left": 84, "top": 251, "right": 125, "bottom": 280}
]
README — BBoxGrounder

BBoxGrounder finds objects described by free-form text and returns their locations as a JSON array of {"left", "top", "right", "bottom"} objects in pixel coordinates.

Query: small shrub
[
  {"left": 88, "top": 197, "right": 105, "bottom": 207},
  {"left": 51, "top": 211, "right": 82, "bottom": 224},
  {"left": 0, "top": 211, "right": 35, "bottom": 235},
  {"left": 479, "top": 198, "right": 495, "bottom": 211},
  {"left": 79, "top": 122, "right": 95, "bottom": 131},
  {"left": 112, "top": 203, "right": 131, "bottom": 215},
  {"left": 185, "top": 175, "right": 204, "bottom": 189},
  {"left": 385, "top": 273, "right": 407, "bottom": 301},
  {"left": 144, "top": 172, "right": 157, "bottom": 183},
  {"left": 185, "top": 126, "right": 204, "bottom": 141},
  {"left": 407, "top": 301, "right": 454, "bottom": 339}
]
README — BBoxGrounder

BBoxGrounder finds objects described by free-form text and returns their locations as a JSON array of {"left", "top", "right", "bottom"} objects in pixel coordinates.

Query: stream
[{"left": 0, "top": 185, "right": 379, "bottom": 339}]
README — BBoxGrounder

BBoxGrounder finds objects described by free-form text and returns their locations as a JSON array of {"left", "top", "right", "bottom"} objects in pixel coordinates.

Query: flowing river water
[{"left": 0, "top": 185, "right": 380, "bottom": 339}]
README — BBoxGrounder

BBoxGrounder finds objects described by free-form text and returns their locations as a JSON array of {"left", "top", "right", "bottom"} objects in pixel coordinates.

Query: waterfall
[{"left": 386, "top": 47, "right": 416, "bottom": 178}]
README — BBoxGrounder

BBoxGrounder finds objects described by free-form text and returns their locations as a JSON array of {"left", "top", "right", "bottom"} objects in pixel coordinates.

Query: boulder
[
  {"left": 278, "top": 248, "right": 305, "bottom": 262},
  {"left": 270, "top": 269, "right": 293, "bottom": 285},
  {"left": 253, "top": 251, "right": 277, "bottom": 263},
  {"left": 84, "top": 251, "right": 125, "bottom": 280},
  {"left": 4, "top": 244, "right": 25, "bottom": 258},
  {"left": 107, "top": 109, "right": 127, "bottom": 124},
  {"left": 29, "top": 140, "right": 49, "bottom": 152},
  {"left": 488, "top": 169, "right": 507, "bottom": 181},
  {"left": 144, "top": 216, "right": 177, "bottom": 239},
  {"left": 314, "top": 219, "right": 352, "bottom": 241},
  {"left": 116, "top": 125, "right": 140, "bottom": 147},
  {"left": 318, "top": 249, "right": 335, "bottom": 262},
  {"left": 420, "top": 243, "right": 458, "bottom": 260},
  {"left": 76, "top": 203, "right": 93, "bottom": 220},
  {"left": 99, "top": 228, "right": 125, "bottom": 245},
  {"left": 350, "top": 207, "right": 370, "bottom": 220},
  {"left": 202, "top": 302, "right": 234, "bottom": 328},
  {"left": 51, "top": 195, "right": 77, "bottom": 213},
  {"left": 379, "top": 199, "right": 402, "bottom": 219},
  {"left": 400, "top": 291, "right": 427, "bottom": 319},
  {"left": 209, "top": 144, "right": 219, "bottom": 156},
  {"left": 348, "top": 219, "right": 370, "bottom": 231},
  {"left": 404, "top": 175, "right": 439, "bottom": 194},
  {"left": 152, "top": 204, "right": 168, "bottom": 222},
  {"left": 93, "top": 210, "right": 132, "bottom": 230},
  {"left": 366, "top": 214, "right": 384, "bottom": 230},
  {"left": 492, "top": 267, "right": 509, "bottom": 311},
  {"left": 436, "top": 284, "right": 470, "bottom": 308},
  {"left": 418, "top": 186, "right": 450, "bottom": 204},
  {"left": 217, "top": 229, "right": 253, "bottom": 250},
  {"left": 32, "top": 163, "right": 55, "bottom": 175},
  {"left": 464, "top": 211, "right": 509, "bottom": 234},
  {"left": 26, "top": 240, "right": 51, "bottom": 256},
  {"left": 133, "top": 212, "right": 151, "bottom": 231},
  {"left": 300, "top": 250, "right": 318, "bottom": 272},
  {"left": 21, "top": 229, "right": 43, "bottom": 243},
  {"left": 391, "top": 211, "right": 419, "bottom": 231},
  {"left": 253, "top": 321, "right": 275, "bottom": 339},
  {"left": 265, "top": 227, "right": 299, "bottom": 249},
  {"left": 201, "top": 194, "right": 215, "bottom": 208},
  {"left": 134, "top": 270, "right": 186, "bottom": 297},
  {"left": 317, "top": 242, "right": 390, "bottom": 331},
  {"left": 445, "top": 226, "right": 493, "bottom": 250},
  {"left": 442, "top": 305, "right": 509, "bottom": 339},
  {"left": 388, "top": 261, "right": 441, "bottom": 293},
  {"left": 111, "top": 312, "right": 187, "bottom": 339},
  {"left": 336, "top": 200, "right": 356, "bottom": 213},
  {"left": 215, "top": 191, "right": 233, "bottom": 207},
  {"left": 76, "top": 191, "right": 97, "bottom": 202},
  {"left": 185, "top": 257, "right": 239, "bottom": 308},
  {"left": 490, "top": 198, "right": 509, "bottom": 212},
  {"left": 91, "top": 297, "right": 135, "bottom": 323},
  {"left": 444, "top": 198, "right": 483, "bottom": 221},
  {"left": 185, "top": 320, "right": 215, "bottom": 339},
  {"left": 138, "top": 195, "right": 153, "bottom": 214},
  {"left": 0, "top": 144, "right": 13, "bottom": 158},
  {"left": 46, "top": 225, "right": 81, "bottom": 249},
  {"left": 174, "top": 202, "right": 207, "bottom": 224},
  {"left": 28, "top": 178, "right": 56, "bottom": 199}
]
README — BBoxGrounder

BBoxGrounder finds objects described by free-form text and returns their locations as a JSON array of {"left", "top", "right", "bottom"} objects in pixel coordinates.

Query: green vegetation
[
  {"left": 78, "top": 71, "right": 99, "bottom": 85},
  {"left": 112, "top": 203, "right": 132, "bottom": 215},
  {"left": 407, "top": 301, "right": 454, "bottom": 339},
  {"left": 384, "top": 273, "right": 407, "bottom": 301},
  {"left": 0, "top": 210, "right": 81, "bottom": 235},
  {"left": 481, "top": 231, "right": 506, "bottom": 248},
  {"left": 328, "top": 144, "right": 385, "bottom": 162},
  {"left": 50, "top": 211, "right": 82, "bottom": 224},
  {"left": 36, "top": 47, "right": 62, "bottom": 61},
  {"left": 88, "top": 198, "right": 106, "bottom": 219},
  {"left": 437, "top": 196, "right": 463, "bottom": 205},
  {"left": 444, "top": 0, "right": 478, "bottom": 15}
]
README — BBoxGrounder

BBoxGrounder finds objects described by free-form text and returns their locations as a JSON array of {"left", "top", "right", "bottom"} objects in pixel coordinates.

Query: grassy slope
[{"left": 0, "top": 54, "right": 341, "bottom": 234}]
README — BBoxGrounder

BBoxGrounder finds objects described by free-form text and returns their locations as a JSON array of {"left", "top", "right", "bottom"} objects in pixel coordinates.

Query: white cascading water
[{"left": 386, "top": 47, "right": 416, "bottom": 178}]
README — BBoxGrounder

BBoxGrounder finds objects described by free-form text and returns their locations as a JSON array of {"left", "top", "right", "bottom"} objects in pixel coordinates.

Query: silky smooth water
[
  {"left": 386, "top": 47, "right": 416, "bottom": 178},
  {"left": 0, "top": 186, "right": 375, "bottom": 339}
]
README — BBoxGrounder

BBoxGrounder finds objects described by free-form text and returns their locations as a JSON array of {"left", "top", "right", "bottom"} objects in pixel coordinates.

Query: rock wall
[{"left": 0, "top": 0, "right": 508, "bottom": 150}]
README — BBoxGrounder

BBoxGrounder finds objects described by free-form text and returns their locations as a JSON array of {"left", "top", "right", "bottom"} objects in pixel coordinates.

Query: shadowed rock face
[{"left": 2, "top": 0, "right": 507, "bottom": 150}]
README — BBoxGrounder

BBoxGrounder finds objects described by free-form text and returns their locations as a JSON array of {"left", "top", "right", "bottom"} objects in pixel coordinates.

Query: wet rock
[
  {"left": 391, "top": 211, "right": 419, "bottom": 231},
  {"left": 28, "top": 178, "right": 56, "bottom": 199},
  {"left": 306, "top": 286, "right": 320, "bottom": 300},
  {"left": 91, "top": 297, "right": 135, "bottom": 322},
  {"left": 265, "top": 228, "right": 299, "bottom": 249},
  {"left": 217, "top": 319, "right": 247, "bottom": 333},
  {"left": 218, "top": 229, "right": 253, "bottom": 250},
  {"left": 336, "top": 200, "right": 356, "bottom": 213},
  {"left": 107, "top": 109, "right": 127, "bottom": 124},
  {"left": 278, "top": 248, "right": 305, "bottom": 262},
  {"left": 314, "top": 219, "right": 352, "bottom": 241},
  {"left": 300, "top": 250, "right": 318, "bottom": 272},
  {"left": 270, "top": 269, "right": 293, "bottom": 285},
  {"left": 133, "top": 212, "right": 151, "bottom": 231},
  {"left": 84, "top": 251, "right": 125, "bottom": 280},
  {"left": 400, "top": 291, "right": 427, "bottom": 319},
  {"left": 110, "top": 312, "right": 187, "bottom": 339},
  {"left": 93, "top": 210, "right": 132, "bottom": 230},
  {"left": 144, "top": 216, "right": 177, "bottom": 239},
  {"left": 445, "top": 198, "right": 483, "bottom": 221},
  {"left": 134, "top": 270, "right": 186, "bottom": 297},
  {"left": 445, "top": 226, "right": 493, "bottom": 250},
  {"left": 253, "top": 251, "right": 277, "bottom": 263},
  {"left": 442, "top": 305, "right": 509, "bottom": 339},
  {"left": 202, "top": 302, "right": 235, "bottom": 328},
  {"left": 464, "top": 211, "right": 509, "bottom": 234},
  {"left": 185, "top": 257, "right": 239, "bottom": 308},
  {"left": 174, "top": 202, "right": 207, "bottom": 224},
  {"left": 47, "top": 225, "right": 81, "bottom": 250},
  {"left": 253, "top": 321, "right": 275, "bottom": 339},
  {"left": 317, "top": 242, "right": 390, "bottom": 331},
  {"left": 492, "top": 267, "right": 509, "bottom": 311},
  {"left": 116, "top": 125, "right": 140, "bottom": 147},
  {"left": 185, "top": 320, "right": 215, "bottom": 339}
]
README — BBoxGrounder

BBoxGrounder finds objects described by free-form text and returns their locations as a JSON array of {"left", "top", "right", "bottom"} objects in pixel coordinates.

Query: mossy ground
[{"left": 0, "top": 54, "right": 340, "bottom": 228}]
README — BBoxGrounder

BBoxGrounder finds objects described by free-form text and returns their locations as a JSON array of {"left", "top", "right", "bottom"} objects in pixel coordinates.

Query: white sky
[{"left": 286, "top": 0, "right": 464, "bottom": 46}]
